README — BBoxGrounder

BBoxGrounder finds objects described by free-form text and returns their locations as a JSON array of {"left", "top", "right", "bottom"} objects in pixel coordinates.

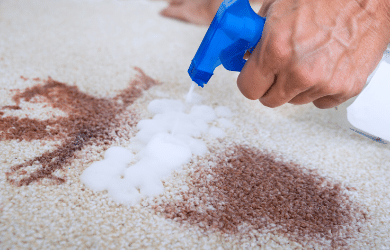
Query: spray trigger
[{"left": 188, "top": 0, "right": 266, "bottom": 87}]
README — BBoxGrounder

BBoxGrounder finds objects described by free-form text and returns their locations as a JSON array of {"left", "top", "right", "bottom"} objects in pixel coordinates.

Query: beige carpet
[{"left": 1, "top": 0, "right": 389, "bottom": 249}]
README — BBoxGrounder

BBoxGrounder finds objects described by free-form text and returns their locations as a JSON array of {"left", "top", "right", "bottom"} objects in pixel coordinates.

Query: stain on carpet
[
  {"left": 156, "top": 145, "right": 367, "bottom": 248},
  {"left": 1, "top": 67, "right": 160, "bottom": 186}
]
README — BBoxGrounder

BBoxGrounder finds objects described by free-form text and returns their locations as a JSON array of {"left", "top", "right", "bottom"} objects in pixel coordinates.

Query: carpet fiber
[{"left": 1, "top": 0, "right": 389, "bottom": 249}]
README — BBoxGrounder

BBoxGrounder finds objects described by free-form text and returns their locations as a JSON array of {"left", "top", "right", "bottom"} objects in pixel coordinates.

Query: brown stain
[
  {"left": 2, "top": 105, "right": 21, "bottom": 110},
  {"left": 157, "top": 145, "right": 366, "bottom": 247},
  {"left": 1, "top": 68, "right": 160, "bottom": 186}
]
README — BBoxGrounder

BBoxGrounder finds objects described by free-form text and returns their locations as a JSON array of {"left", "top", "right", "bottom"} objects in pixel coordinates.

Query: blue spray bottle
[{"left": 188, "top": 0, "right": 266, "bottom": 87}]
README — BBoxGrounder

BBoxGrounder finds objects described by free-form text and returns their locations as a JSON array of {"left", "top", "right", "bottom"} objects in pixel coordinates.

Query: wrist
[
  {"left": 383, "top": 0, "right": 390, "bottom": 37},
  {"left": 359, "top": 0, "right": 390, "bottom": 22},
  {"left": 355, "top": 0, "right": 390, "bottom": 43},
  {"left": 378, "top": 0, "right": 390, "bottom": 27},
  {"left": 377, "top": 0, "right": 390, "bottom": 43}
]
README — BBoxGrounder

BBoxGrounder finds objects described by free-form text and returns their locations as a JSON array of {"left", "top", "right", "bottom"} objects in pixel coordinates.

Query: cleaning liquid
[
  {"left": 331, "top": 46, "right": 390, "bottom": 147},
  {"left": 185, "top": 82, "right": 196, "bottom": 104}
]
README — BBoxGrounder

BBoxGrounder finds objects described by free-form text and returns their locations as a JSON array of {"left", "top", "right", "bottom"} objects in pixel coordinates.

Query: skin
[
  {"left": 161, "top": 0, "right": 390, "bottom": 109},
  {"left": 237, "top": 0, "right": 390, "bottom": 108},
  {"left": 160, "top": 0, "right": 223, "bottom": 25},
  {"left": 160, "top": 0, "right": 263, "bottom": 25}
]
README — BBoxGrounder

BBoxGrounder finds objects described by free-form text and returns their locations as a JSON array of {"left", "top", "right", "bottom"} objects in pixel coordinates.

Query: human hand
[
  {"left": 160, "top": 0, "right": 223, "bottom": 25},
  {"left": 237, "top": 0, "right": 390, "bottom": 109}
]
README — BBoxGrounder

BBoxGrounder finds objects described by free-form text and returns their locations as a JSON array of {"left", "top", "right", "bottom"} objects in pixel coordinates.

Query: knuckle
[
  {"left": 312, "top": 98, "right": 337, "bottom": 109},
  {"left": 237, "top": 75, "right": 260, "bottom": 101},
  {"left": 268, "top": 33, "right": 292, "bottom": 62},
  {"left": 312, "top": 102, "right": 328, "bottom": 109},
  {"left": 313, "top": 93, "right": 348, "bottom": 109},
  {"left": 322, "top": 83, "right": 340, "bottom": 95},
  {"left": 291, "top": 68, "right": 318, "bottom": 90},
  {"left": 350, "top": 79, "right": 366, "bottom": 97},
  {"left": 288, "top": 96, "right": 310, "bottom": 105},
  {"left": 325, "top": 77, "right": 362, "bottom": 99},
  {"left": 259, "top": 98, "right": 281, "bottom": 108},
  {"left": 351, "top": 87, "right": 363, "bottom": 98},
  {"left": 295, "top": 67, "right": 326, "bottom": 87},
  {"left": 246, "top": 92, "right": 261, "bottom": 101}
]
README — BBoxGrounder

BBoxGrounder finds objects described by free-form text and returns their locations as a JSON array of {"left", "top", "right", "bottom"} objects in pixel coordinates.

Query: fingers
[
  {"left": 290, "top": 67, "right": 366, "bottom": 108},
  {"left": 288, "top": 88, "right": 327, "bottom": 105},
  {"left": 237, "top": 51, "right": 276, "bottom": 101},
  {"left": 311, "top": 79, "right": 365, "bottom": 109},
  {"left": 258, "top": 73, "right": 303, "bottom": 108},
  {"left": 238, "top": 0, "right": 385, "bottom": 110},
  {"left": 237, "top": 11, "right": 295, "bottom": 105},
  {"left": 312, "top": 95, "right": 348, "bottom": 109},
  {"left": 237, "top": 17, "right": 275, "bottom": 100}
]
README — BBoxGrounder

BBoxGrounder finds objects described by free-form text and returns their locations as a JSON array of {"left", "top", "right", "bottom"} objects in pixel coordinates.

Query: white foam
[
  {"left": 104, "top": 146, "right": 134, "bottom": 164},
  {"left": 190, "top": 105, "right": 216, "bottom": 122},
  {"left": 215, "top": 106, "right": 233, "bottom": 118},
  {"left": 80, "top": 98, "right": 234, "bottom": 205},
  {"left": 174, "top": 134, "right": 208, "bottom": 156},
  {"left": 209, "top": 126, "right": 226, "bottom": 138},
  {"left": 141, "top": 133, "right": 192, "bottom": 172},
  {"left": 80, "top": 147, "right": 133, "bottom": 192},
  {"left": 217, "top": 118, "right": 235, "bottom": 128}
]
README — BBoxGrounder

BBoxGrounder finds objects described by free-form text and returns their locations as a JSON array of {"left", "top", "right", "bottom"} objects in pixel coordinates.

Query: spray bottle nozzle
[{"left": 188, "top": 0, "right": 266, "bottom": 87}]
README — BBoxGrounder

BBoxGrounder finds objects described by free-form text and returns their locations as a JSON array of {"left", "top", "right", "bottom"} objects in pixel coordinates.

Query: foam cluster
[{"left": 80, "top": 99, "right": 234, "bottom": 205}]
